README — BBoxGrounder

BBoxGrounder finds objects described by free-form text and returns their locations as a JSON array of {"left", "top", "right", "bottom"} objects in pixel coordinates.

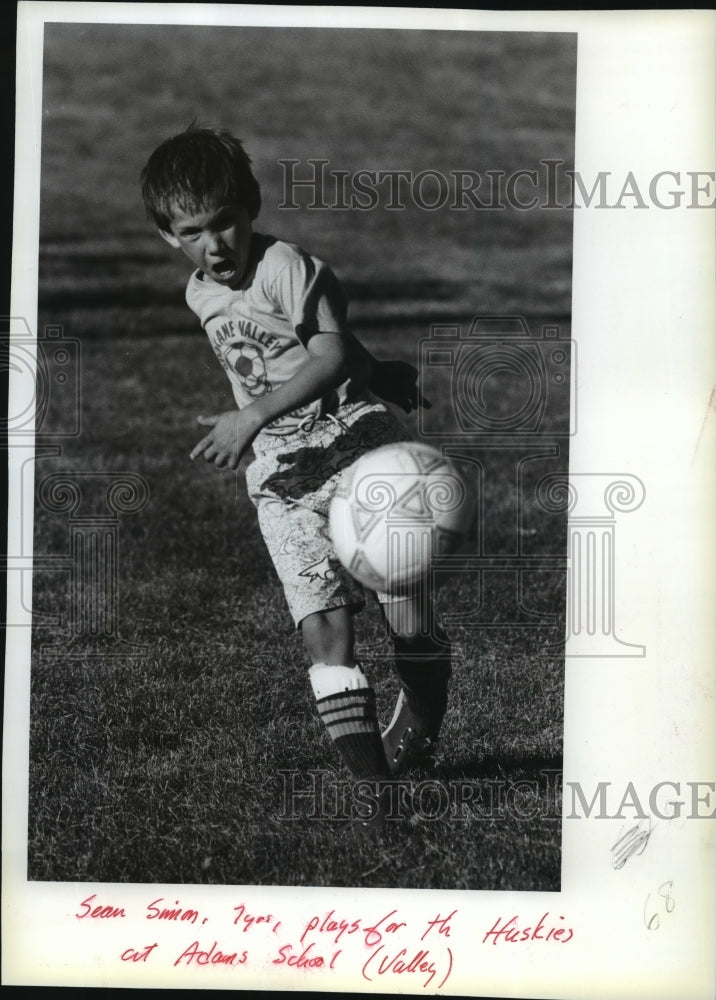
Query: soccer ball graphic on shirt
[
  {"left": 225, "top": 342, "right": 270, "bottom": 398},
  {"left": 328, "top": 442, "right": 473, "bottom": 594}
]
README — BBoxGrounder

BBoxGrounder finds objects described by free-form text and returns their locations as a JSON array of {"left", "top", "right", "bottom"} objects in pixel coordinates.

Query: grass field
[{"left": 27, "top": 23, "right": 575, "bottom": 890}]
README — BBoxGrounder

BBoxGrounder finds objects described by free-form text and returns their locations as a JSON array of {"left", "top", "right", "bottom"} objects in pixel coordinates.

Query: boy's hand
[
  {"left": 369, "top": 359, "right": 432, "bottom": 414},
  {"left": 190, "top": 410, "right": 259, "bottom": 470}
]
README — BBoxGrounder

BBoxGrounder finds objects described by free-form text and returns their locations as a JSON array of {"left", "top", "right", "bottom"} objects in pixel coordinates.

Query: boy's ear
[{"left": 158, "top": 228, "right": 181, "bottom": 249}]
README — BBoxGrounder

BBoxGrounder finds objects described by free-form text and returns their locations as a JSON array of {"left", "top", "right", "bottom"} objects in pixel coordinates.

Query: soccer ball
[{"left": 328, "top": 441, "right": 472, "bottom": 594}]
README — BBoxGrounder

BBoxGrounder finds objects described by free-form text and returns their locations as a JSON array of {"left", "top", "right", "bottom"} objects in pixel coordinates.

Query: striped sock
[{"left": 310, "top": 664, "right": 391, "bottom": 779}]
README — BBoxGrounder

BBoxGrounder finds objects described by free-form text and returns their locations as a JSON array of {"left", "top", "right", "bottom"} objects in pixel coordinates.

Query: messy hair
[{"left": 140, "top": 124, "right": 261, "bottom": 229}]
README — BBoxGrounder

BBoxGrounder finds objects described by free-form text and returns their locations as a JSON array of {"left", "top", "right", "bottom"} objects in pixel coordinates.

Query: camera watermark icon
[
  {"left": 3, "top": 316, "right": 82, "bottom": 438},
  {"left": 419, "top": 316, "right": 576, "bottom": 438}
]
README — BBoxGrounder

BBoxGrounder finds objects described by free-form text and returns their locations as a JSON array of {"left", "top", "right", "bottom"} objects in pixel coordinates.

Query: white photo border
[{"left": 3, "top": 4, "right": 715, "bottom": 997}]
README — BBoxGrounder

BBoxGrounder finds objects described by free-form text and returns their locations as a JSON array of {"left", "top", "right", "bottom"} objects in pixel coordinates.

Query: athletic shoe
[{"left": 382, "top": 690, "right": 439, "bottom": 776}]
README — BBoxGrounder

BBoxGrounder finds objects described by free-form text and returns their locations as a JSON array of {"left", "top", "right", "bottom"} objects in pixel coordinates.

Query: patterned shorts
[{"left": 245, "top": 399, "right": 410, "bottom": 627}]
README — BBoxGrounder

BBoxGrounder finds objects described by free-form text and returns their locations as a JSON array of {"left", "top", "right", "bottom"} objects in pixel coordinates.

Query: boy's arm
[
  {"left": 346, "top": 332, "right": 431, "bottom": 414},
  {"left": 190, "top": 332, "right": 352, "bottom": 470}
]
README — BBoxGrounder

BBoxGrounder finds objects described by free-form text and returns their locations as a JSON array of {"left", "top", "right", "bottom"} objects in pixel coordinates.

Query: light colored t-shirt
[{"left": 186, "top": 234, "right": 366, "bottom": 436}]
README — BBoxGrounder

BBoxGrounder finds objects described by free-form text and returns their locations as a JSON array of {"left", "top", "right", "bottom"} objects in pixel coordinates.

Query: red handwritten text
[
  {"left": 421, "top": 909, "right": 457, "bottom": 940},
  {"left": 146, "top": 898, "right": 203, "bottom": 925},
  {"left": 273, "top": 941, "right": 341, "bottom": 970},
  {"left": 121, "top": 943, "right": 158, "bottom": 963},
  {"left": 298, "top": 908, "right": 406, "bottom": 949},
  {"left": 482, "top": 912, "right": 574, "bottom": 945},
  {"left": 233, "top": 903, "right": 281, "bottom": 934},
  {"left": 300, "top": 910, "right": 361, "bottom": 946},
  {"left": 362, "top": 944, "right": 453, "bottom": 988},
  {"left": 362, "top": 909, "right": 408, "bottom": 947},
  {"left": 174, "top": 940, "right": 248, "bottom": 967},
  {"left": 76, "top": 894, "right": 126, "bottom": 920}
]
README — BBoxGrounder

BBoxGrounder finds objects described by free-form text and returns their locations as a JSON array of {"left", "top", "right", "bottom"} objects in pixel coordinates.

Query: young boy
[{"left": 140, "top": 126, "right": 452, "bottom": 826}]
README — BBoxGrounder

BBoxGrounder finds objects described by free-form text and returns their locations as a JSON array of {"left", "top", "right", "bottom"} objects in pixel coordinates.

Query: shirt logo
[{"left": 224, "top": 342, "right": 271, "bottom": 399}]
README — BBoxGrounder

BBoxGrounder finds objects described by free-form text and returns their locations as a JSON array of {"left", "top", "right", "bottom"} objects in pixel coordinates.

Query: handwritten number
[
  {"left": 645, "top": 881, "right": 675, "bottom": 931},
  {"left": 659, "top": 880, "right": 675, "bottom": 914}
]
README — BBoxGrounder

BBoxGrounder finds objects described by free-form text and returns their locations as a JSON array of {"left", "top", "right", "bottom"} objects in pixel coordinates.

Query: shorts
[{"left": 245, "top": 399, "right": 410, "bottom": 627}]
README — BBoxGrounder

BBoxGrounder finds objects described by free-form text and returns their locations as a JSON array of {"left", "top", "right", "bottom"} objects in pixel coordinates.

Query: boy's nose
[{"left": 205, "top": 233, "right": 223, "bottom": 255}]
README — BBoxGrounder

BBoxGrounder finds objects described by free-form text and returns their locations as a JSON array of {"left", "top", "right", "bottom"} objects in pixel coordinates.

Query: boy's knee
[
  {"left": 301, "top": 608, "right": 348, "bottom": 639},
  {"left": 389, "top": 622, "right": 451, "bottom": 657},
  {"left": 391, "top": 623, "right": 452, "bottom": 676},
  {"left": 301, "top": 607, "right": 354, "bottom": 665}
]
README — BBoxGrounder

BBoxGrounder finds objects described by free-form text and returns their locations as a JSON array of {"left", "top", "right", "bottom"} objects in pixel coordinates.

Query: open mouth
[{"left": 207, "top": 255, "right": 245, "bottom": 284}]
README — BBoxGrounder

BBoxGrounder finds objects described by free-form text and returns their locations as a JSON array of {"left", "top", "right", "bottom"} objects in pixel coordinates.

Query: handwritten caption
[{"left": 75, "top": 894, "right": 574, "bottom": 985}]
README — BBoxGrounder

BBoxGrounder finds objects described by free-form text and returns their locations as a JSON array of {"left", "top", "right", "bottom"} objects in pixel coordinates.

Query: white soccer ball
[{"left": 328, "top": 441, "right": 472, "bottom": 594}]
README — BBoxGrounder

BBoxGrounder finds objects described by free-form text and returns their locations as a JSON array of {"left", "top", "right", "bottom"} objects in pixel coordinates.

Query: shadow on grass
[{"left": 440, "top": 752, "right": 563, "bottom": 782}]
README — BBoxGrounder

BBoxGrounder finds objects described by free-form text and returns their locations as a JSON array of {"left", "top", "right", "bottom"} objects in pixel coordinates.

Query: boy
[{"left": 140, "top": 126, "right": 452, "bottom": 826}]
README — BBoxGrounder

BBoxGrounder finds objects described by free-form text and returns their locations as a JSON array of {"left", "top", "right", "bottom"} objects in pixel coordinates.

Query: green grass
[{"left": 27, "top": 24, "right": 573, "bottom": 890}]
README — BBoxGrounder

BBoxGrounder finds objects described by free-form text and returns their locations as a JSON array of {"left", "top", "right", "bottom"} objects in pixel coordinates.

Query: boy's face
[{"left": 160, "top": 201, "right": 253, "bottom": 288}]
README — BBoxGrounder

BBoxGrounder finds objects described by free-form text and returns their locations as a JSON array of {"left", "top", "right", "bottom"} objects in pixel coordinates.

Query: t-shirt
[{"left": 185, "top": 234, "right": 366, "bottom": 436}]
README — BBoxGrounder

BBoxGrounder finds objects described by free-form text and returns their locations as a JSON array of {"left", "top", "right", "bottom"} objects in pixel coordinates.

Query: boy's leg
[
  {"left": 381, "top": 595, "right": 452, "bottom": 775},
  {"left": 302, "top": 606, "right": 391, "bottom": 781},
  {"left": 251, "top": 495, "right": 393, "bottom": 790}
]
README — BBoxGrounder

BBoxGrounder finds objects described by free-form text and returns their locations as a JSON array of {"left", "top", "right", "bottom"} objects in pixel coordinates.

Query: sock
[
  {"left": 391, "top": 627, "right": 452, "bottom": 740},
  {"left": 309, "top": 663, "right": 391, "bottom": 779}
]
